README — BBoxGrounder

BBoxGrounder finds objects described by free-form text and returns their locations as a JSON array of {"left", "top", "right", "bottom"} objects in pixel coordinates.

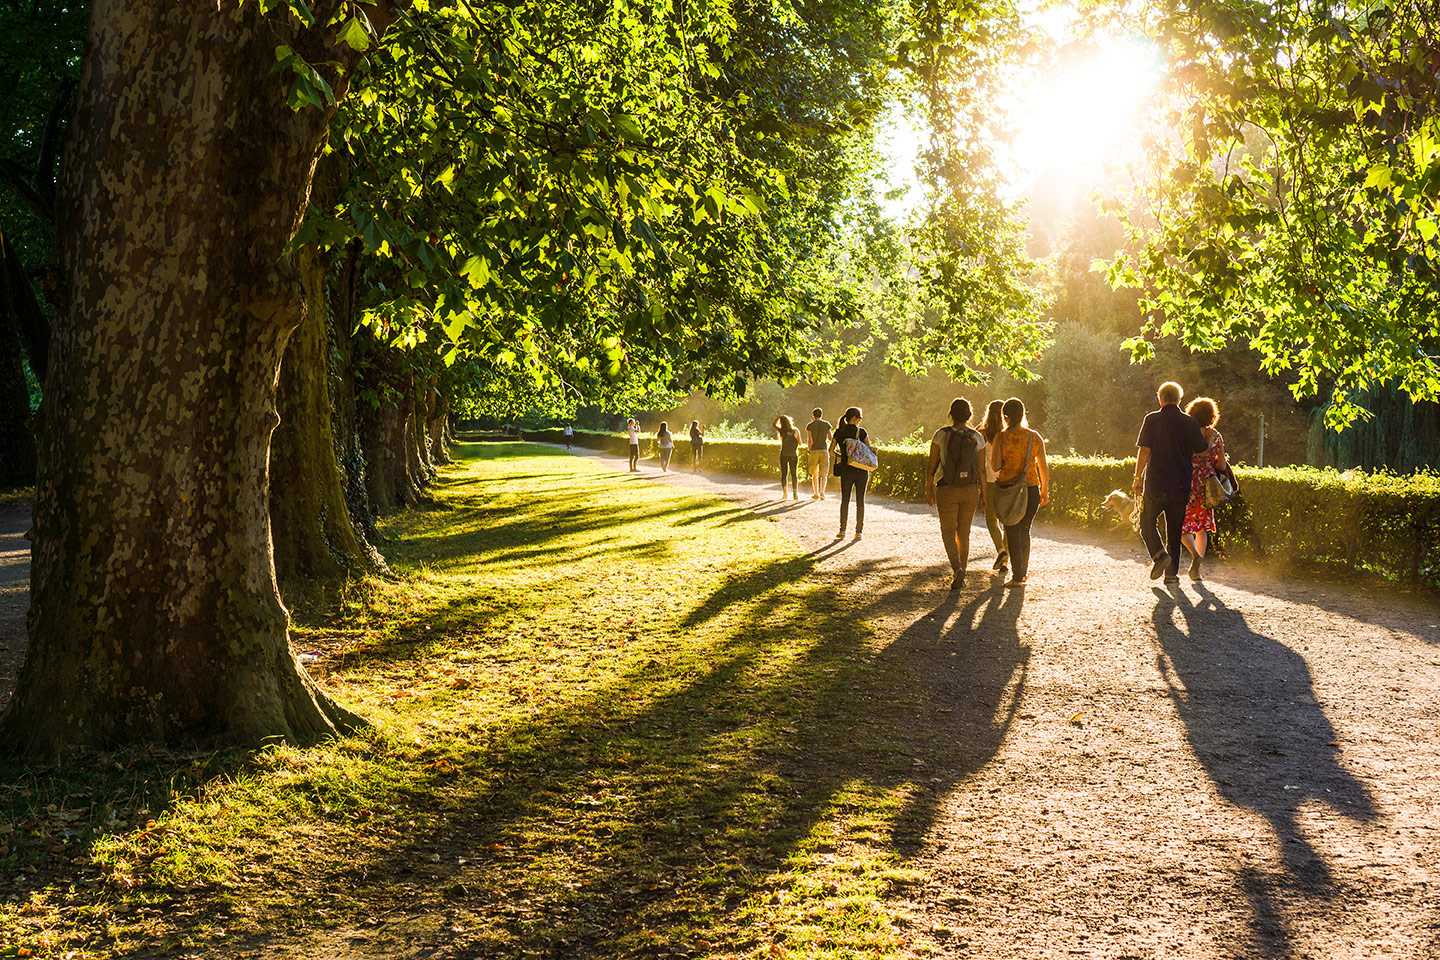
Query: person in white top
[
  {"left": 656, "top": 421, "right": 675, "bottom": 472},
  {"left": 563, "top": 424, "right": 574, "bottom": 451},
  {"left": 626, "top": 419, "right": 641, "bottom": 471}
]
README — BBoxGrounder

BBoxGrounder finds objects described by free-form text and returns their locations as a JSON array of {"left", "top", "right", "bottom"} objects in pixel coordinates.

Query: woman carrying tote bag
[
  {"left": 831, "top": 406, "right": 874, "bottom": 541},
  {"left": 988, "top": 398, "right": 1050, "bottom": 588}
]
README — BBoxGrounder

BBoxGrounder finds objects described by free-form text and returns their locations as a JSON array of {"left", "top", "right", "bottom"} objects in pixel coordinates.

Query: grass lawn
[{"left": 1, "top": 442, "right": 945, "bottom": 958}]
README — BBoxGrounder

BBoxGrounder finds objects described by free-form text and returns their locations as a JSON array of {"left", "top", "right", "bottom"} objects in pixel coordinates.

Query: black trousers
[
  {"left": 839, "top": 470, "right": 869, "bottom": 532},
  {"left": 780, "top": 455, "right": 798, "bottom": 492},
  {"left": 1141, "top": 488, "right": 1188, "bottom": 576},
  {"left": 1003, "top": 485, "right": 1042, "bottom": 580},
  {"left": 628, "top": 443, "right": 639, "bottom": 470}
]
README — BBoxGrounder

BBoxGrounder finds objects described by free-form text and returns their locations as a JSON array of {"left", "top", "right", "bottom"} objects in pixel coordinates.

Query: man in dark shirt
[
  {"left": 806, "top": 408, "right": 833, "bottom": 500},
  {"left": 1133, "top": 381, "right": 1209, "bottom": 582}
]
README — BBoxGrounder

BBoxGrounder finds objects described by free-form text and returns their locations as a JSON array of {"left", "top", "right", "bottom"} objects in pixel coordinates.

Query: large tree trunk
[
  {"left": 1, "top": 2, "right": 381, "bottom": 755},
  {"left": 408, "top": 380, "right": 435, "bottom": 484},
  {"left": 361, "top": 392, "right": 419, "bottom": 514},
  {"left": 270, "top": 247, "right": 384, "bottom": 591},
  {"left": 328, "top": 240, "right": 379, "bottom": 541},
  {"left": 428, "top": 392, "right": 451, "bottom": 465}
]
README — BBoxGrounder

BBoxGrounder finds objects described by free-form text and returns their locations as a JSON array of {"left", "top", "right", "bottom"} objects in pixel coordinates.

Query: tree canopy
[{"left": 1110, "top": 0, "right": 1440, "bottom": 427}]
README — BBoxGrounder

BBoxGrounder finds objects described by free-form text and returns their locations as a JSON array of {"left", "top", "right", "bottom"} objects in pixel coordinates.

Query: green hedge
[{"left": 525, "top": 429, "right": 1440, "bottom": 590}]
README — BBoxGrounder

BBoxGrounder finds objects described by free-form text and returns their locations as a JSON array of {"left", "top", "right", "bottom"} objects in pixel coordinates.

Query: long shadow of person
[
  {"left": 1152, "top": 583, "right": 1377, "bottom": 957},
  {"left": 877, "top": 580, "right": 1030, "bottom": 854}
]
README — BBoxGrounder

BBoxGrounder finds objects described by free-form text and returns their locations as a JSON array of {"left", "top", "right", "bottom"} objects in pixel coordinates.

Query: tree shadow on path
[
  {"left": 235, "top": 548, "right": 1029, "bottom": 957},
  {"left": 1151, "top": 583, "right": 1378, "bottom": 958}
]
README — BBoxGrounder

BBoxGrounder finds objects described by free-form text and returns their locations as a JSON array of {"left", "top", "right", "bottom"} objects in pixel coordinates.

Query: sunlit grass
[{"left": 0, "top": 442, "right": 940, "bottom": 958}]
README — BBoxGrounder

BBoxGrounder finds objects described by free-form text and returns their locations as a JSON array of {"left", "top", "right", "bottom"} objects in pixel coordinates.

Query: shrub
[{"left": 523, "top": 430, "right": 1440, "bottom": 589}]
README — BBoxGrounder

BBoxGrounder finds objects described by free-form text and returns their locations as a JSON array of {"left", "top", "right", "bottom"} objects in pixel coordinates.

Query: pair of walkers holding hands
[{"left": 925, "top": 397, "right": 1050, "bottom": 591}]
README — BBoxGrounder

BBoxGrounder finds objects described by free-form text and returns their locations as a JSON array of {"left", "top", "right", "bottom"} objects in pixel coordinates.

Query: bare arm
[
  {"left": 1037, "top": 438, "right": 1051, "bottom": 506},
  {"left": 1133, "top": 447, "right": 1150, "bottom": 494},
  {"left": 925, "top": 439, "right": 941, "bottom": 505}
]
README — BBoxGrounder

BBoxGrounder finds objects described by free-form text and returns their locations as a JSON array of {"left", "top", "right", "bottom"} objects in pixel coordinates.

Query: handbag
[
  {"left": 845, "top": 437, "right": 879, "bottom": 472},
  {"left": 1204, "top": 470, "right": 1235, "bottom": 509},
  {"left": 990, "top": 434, "right": 1033, "bottom": 526}
]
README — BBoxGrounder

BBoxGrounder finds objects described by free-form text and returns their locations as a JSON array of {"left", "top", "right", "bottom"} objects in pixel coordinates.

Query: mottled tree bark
[
  {"left": 408, "top": 381, "right": 435, "bottom": 484},
  {"left": 1, "top": 1, "right": 385, "bottom": 755},
  {"left": 361, "top": 392, "right": 419, "bottom": 514},
  {"left": 270, "top": 248, "right": 384, "bottom": 590},
  {"left": 428, "top": 392, "right": 451, "bottom": 465},
  {"left": 328, "top": 241, "right": 378, "bottom": 541}
]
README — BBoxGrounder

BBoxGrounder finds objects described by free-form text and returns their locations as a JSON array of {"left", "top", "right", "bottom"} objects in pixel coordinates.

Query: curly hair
[{"left": 1185, "top": 397, "right": 1220, "bottom": 428}]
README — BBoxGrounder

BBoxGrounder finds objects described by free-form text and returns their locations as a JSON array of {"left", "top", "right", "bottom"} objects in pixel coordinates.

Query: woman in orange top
[{"left": 988, "top": 397, "right": 1050, "bottom": 588}]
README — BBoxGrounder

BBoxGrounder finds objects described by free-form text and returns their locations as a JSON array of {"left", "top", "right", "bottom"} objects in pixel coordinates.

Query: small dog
[{"left": 1103, "top": 489, "right": 1142, "bottom": 530}]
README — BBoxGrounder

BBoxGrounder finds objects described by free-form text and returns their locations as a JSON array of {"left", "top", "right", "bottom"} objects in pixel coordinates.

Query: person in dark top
[
  {"left": 1133, "top": 381, "right": 1210, "bottom": 583},
  {"left": 773, "top": 415, "right": 802, "bottom": 500},
  {"left": 805, "top": 408, "right": 833, "bottom": 500},
  {"left": 830, "top": 406, "right": 869, "bottom": 541},
  {"left": 689, "top": 420, "right": 704, "bottom": 472},
  {"left": 925, "top": 397, "right": 987, "bottom": 591}
]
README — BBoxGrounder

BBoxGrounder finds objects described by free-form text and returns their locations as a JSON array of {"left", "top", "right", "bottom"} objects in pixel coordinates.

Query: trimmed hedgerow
[{"left": 528, "top": 430, "right": 1440, "bottom": 589}]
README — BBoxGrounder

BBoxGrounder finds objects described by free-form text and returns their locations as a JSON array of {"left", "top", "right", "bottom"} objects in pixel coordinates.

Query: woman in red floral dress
[{"left": 1181, "top": 397, "right": 1228, "bottom": 581}]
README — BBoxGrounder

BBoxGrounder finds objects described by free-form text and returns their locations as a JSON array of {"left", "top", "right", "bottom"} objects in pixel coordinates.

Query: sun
[
  {"left": 874, "top": 28, "right": 1165, "bottom": 216},
  {"left": 1001, "top": 34, "right": 1165, "bottom": 199}
]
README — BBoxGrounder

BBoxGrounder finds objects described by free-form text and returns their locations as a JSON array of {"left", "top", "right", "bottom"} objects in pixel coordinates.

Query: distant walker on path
[
  {"left": 1133, "top": 381, "right": 1210, "bottom": 584},
  {"left": 831, "top": 406, "right": 871, "bottom": 541},
  {"left": 689, "top": 420, "right": 704, "bottom": 472},
  {"left": 656, "top": 421, "right": 675, "bottom": 472},
  {"left": 773, "top": 415, "right": 802, "bottom": 501},
  {"left": 806, "top": 409, "right": 833, "bottom": 501},
  {"left": 626, "top": 418, "right": 641, "bottom": 472}
]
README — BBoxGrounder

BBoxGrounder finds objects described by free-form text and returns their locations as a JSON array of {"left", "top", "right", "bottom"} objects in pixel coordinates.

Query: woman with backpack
[
  {"left": 772, "top": 415, "right": 803, "bottom": 500},
  {"left": 988, "top": 397, "right": 1050, "bottom": 588},
  {"left": 925, "top": 398, "right": 987, "bottom": 591},
  {"left": 830, "top": 406, "right": 872, "bottom": 541},
  {"left": 979, "top": 400, "right": 1009, "bottom": 574}
]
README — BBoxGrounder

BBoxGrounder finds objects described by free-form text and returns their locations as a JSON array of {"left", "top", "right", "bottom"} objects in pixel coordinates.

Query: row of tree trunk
[{"left": 0, "top": 1, "right": 437, "bottom": 757}]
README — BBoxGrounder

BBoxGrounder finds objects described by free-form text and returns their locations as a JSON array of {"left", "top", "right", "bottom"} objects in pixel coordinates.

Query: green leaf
[
  {"left": 1363, "top": 164, "right": 1393, "bottom": 189},
  {"left": 461, "top": 255, "right": 491, "bottom": 289},
  {"left": 339, "top": 17, "right": 371, "bottom": 53}
]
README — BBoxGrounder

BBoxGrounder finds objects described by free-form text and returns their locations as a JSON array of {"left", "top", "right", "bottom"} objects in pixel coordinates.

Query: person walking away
[
  {"left": 626, "top": 418, "right": 641, "bottom": 471},
  {"left": 989, "top": 398, "right": 1049, "bottom": 588},
  {"left": 1180, "top": 397, "right": 1228, "bottom": 581},
  {"left": 563, "top": 424, "right": 574, "bottom": 451},
  {"left": 1133, "top": 381, "right": 1209, "bottom": 583},
  {"left": 979, "top": 399, "right": 1008, "bottom": 574},
  {"left": 773, "top": 415, "right": 802, "bottom": 500},
  {"left": 806, "top": 408, "right": 833, "bottom": 500},
  {"left": 926, "top": 398, "right": 986, "bottom": 591},
  {"left": 689, "top": 420, "right": 704, "bottom": 471},
  {"left": 656, "top": 422, "right": 675, "bottom": 472},
  {"left": 831, "top": 407, "right": 870, "bottom": 540}
]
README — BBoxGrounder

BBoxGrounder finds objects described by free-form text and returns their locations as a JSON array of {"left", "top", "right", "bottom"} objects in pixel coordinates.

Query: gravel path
[
  {"left": 0, "top": 506, "right": 29, "bottom": 714},
  {"left": 580, "top": 449, "right": 1440, "bottom": 960}
]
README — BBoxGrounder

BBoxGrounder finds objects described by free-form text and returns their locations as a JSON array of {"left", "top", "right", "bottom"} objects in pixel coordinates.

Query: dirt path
[
  {"left": 579, "top": 449, "right": 1440, "bottom": 959},
  {"left": 0, "top": 506, "right": 29, "bottom": 714}
]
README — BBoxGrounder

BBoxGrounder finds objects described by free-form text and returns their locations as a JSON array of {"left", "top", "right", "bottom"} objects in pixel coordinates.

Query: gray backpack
[{"left": 939, "top": 427, "right": 981, "bottom": 486}]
